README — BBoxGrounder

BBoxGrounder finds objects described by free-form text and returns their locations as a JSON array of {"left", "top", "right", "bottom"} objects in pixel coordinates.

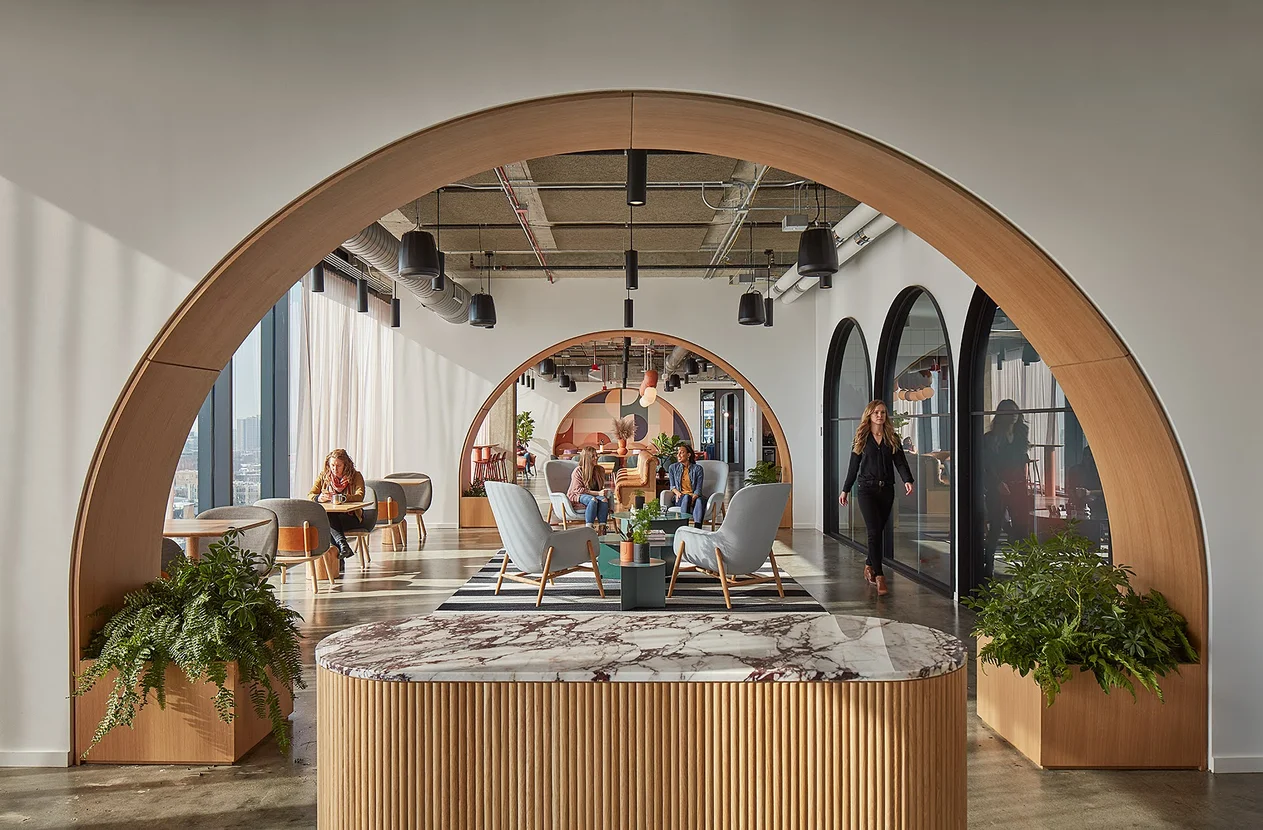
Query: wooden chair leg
[
  {"left": 417, "top": 512, "right": 427, "bottom": 544},
  {"left": 494, "top": 551, "right": 510, "bottom": 595},
  {"left": 546, "top": 505, "right": 555, "bottom": 524},
  {"left": 305, "top": 560, "right": 319, "bottom": 594},
  {"left": 394, "top": 523, "right": 404, "bottom": 549},
  {"left": 768, "top": 547, "right": 785, "bottom": 598},
  {"left": 668, "top": 543, "right": 687, "bottom": 597},
  {"left": 587, "top": 540, "right": 605, "bottom": 598},
  {"left": 535, "top": 546, "right": 556, "bottom": 607},
  {"left": 714, "top": 545, "right": 733, "bottom": 609}
]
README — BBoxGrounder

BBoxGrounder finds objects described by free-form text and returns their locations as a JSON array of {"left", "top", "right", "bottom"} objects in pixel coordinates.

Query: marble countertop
[{"left": 315, "top": 612, "right": 966, "bottom": 683}]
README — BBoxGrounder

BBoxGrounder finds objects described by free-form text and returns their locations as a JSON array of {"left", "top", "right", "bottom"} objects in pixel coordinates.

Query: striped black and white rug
[{"left": 436, "top": 550, "right": 825, "bottom": 613}]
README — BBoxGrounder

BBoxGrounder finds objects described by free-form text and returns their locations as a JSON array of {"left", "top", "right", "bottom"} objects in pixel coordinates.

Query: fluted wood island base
[{"left": 316, "top": 613, "right": 967, "bottom": 829}]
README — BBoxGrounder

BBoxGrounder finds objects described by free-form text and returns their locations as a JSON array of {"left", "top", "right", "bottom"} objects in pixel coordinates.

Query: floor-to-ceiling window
[
  {"left": 879, "top": 288, "right": 953, "bottom": 592},
  {"left": 961, "top": 290, "right": 1111, "bottom": 592},
  {"left": 232, "top": 322, "right": 263, "bottom": 505},
  {"left": 823, "top": 318, "right": 871, "bottom": 545}
]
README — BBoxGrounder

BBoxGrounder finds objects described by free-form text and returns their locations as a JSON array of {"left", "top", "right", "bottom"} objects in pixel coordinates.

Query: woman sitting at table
[
  {"left": 308, "top": 448, "right": 365, "bottom": 561},
  {"left": 567, "top": 446, "right": 611, "bottom": 534},
  {"left": 665, "top": 444, "right": 707, "bottom": 528}
]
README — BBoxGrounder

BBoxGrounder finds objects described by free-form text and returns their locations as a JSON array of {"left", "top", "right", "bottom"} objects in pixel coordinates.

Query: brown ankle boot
[
  {"left": 875, "top": 575, "right": 889, "bottom": 596},
  {"left": 863, "top": 565, "right": 876, "bottom": 585}
]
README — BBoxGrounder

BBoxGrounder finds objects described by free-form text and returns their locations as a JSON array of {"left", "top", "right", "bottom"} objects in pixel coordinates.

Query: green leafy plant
[
  {"left": 462, "top": 478, "right": 487, "bottom": 497},
  {"left": 650, "top": 432, "right": 683, "bottom": 469},
  {"left": 744, "top": 460, "right": 781, "bottom": 485},
  {"left": 886, "top": 410, "right": 910, "bottom": 432},
  {"left": 516, "top": 411, "right": 535, "bottom": 445},
  {"left": 74, "top": 531, "right": 304, "bottom": 758},
  {"left": 627, "top": 499, "right": 661, "bottom": 544},
  {"left": 962, "top": 528, "right": 1197, "bottom": 706}
]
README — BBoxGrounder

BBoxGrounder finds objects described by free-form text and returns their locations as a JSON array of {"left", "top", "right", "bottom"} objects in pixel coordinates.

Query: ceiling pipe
[
  {"left": 781, "top": 215, "right": 899, "bottom": 304},
  {"left": 769, "top": 204, "right": 880, "bottom": 298},
  {"left": 494, "top": 166, "right": 556, "bottom": 283},
  {"left": 342, "top": 222, "right": 472, "bottom": 324}
]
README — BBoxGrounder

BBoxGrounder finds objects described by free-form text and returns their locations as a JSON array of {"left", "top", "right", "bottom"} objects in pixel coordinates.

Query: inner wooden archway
[
  {"left": 456, "top": 330, "right": 794, "bottom": 527},
  {"left": 70, "top": 91, "right": 1207, "bottom": 762}
]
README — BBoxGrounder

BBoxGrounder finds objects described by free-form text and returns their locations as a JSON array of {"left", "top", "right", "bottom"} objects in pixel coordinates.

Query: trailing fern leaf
[
  {"left": 962, "top": 526, "right": 1196, "bottom": 706},
  {"left": 74, "top": 531, "right": 305, "bottom": 758}
]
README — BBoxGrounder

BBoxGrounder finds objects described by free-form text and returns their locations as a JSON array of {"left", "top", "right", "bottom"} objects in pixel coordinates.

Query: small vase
[
  {"left": 619, "top": 541, "right": 635, "bottom": 564},
  {"left": 633, "top": 494, "right": 645, "bottom": 510},
  {"left": 618, "top": 438, "right": 627, "bottom": 454},
  {"left": 633, "top": 543, "right": 650, "bottom": 565}
]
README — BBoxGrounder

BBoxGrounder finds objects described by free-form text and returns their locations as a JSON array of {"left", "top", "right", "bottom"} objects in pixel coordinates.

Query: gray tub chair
[
  {"left": 485, "top": 481, "right": 605, "bottom": 606},
  {"left": 366, "top": 479, "right": 408, "bottom": 552},
  {"left": 659, "top": 459, "right": 730, "bottom": 530},
  {"left": 543, "top": 460, "right": 585, "bottom": 527},
  {"left": 385, "top": 472, "right": 432, "bottom": 546},
  {"left": 254, "top": 498, "right": 337, "bottom": 593},
  {"left": 194, "top": 505, "right": 279, "bottom": 575},
  {"left": 668, "top": 483, "right": 791, "bottom": 609}
]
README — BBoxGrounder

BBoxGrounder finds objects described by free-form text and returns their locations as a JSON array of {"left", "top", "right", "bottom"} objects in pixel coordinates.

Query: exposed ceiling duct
[{"left": 342, "top": 222, "right": 471, "bottom": 324}]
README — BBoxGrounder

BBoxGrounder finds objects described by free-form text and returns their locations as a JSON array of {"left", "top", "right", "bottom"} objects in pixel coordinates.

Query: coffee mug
[{"left": 333, "top": 493, "right": 347, "bottom": 504}]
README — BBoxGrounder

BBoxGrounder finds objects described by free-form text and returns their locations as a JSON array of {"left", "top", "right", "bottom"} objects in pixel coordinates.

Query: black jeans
[
  {"left": 328, "top": 512, "right": 358, "bottom": 558},
  {"left": 855, "top": 482, "right": 895, "bottom": 576}
]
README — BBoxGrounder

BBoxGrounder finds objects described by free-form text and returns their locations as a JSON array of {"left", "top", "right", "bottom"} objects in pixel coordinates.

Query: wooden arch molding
[
  {"left": 70, "top": 90, "right": 1207, "bottom": 762},
  {"left": 456, "top": 329, "right": 794, "bottom": 525}
]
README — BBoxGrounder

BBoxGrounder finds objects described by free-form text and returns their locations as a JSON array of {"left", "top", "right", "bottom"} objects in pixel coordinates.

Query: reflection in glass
[
  {"left": 886, "top": 292, "right": 953, "bottom": 588},
  {"left": 829, "top": 323, "right": 871, "bottom": 543},
  {"left": 971, "top": 307, "right": 1110, "bottom": 585},
  {"left": 169, "top": 419, "right": 199, "bottom": 519},
  {"left": 232, "top": 322, "right": 263, "bottom": 506}
]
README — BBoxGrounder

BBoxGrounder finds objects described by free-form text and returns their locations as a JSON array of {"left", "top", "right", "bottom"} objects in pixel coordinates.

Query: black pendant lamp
[
  {"left": 356, "top": 276, "right": 369, "bottom": 313},
  {"left": 399, "top": 198, "right": 441, "bottom": 277},
  {"left": 568, "top": 378, "right": 577, "bottom": 392},
  {"left": 763, "top": 248, "right": 775, "bottom": 327},
  {"left": 539, "top": 357, "right": 556, "bottom": 376},
  {"left": 797, "top": 184, "right": 839, "bottom": 281},
  {"left": 559, "top": 372, "right": 571, "bottom": 388},
  {"left": 624, "top": 297, "right": 634, "bottom": 328},
  {"left": 310, "top": 263, "right": 325, "bottom": 293},
  {"left": 625, "top": 199, "right": 639, "bottom": 290},
  {"left": 626, "top": 149, "right": 647, "bottom": 206},
  {"left": 738, "top": 289, "right": 766, "bottom": 325},
  {"left": 390, "top": 286, "right": 401, "bottom": 328},
  {"left": 469, "top": 247, "right": 497, "bottom": 328},
  {"left": 432, "top": 190, "right": 446, "bottom": 290},
  {"left": 684, "top": 356, "right": 700, "bottom": 376},
  {"left": 669, "top": 373, "right": 681, "bottom": 388}
]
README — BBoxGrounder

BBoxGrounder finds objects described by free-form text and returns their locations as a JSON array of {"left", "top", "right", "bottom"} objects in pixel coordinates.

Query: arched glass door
[
  {"left": 823, "top": 319, "right": 871, "bottom": 545},
  {"left": 880, "top": 289, "right": 953, "bottom": 591}
]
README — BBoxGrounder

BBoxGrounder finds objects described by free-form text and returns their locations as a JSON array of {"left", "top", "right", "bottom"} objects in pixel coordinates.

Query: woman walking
[{"left": 839, "top": 401, "right": 914, "bottom": 595}]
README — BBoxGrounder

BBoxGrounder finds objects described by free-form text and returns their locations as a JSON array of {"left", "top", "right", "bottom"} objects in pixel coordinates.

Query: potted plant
[
  {"left": 963, "top": 527, "right": 1201, "bottom": 768},
  {"left": 744, "top": 460, "right": 781, "bottom": 485},
  {"left": 516, "top": 411, "right": 535, "bottom": 446},
  {"left": 460, "top": 478, "right": 494, "bottom": 527},
  {"left": 627, "top": 502, "right": 656, "bottom": 564},
  {"left": 74, "top": 531, "right": 304, "bottom": 762},
  {"left": 611, "top": 415, "right": 635, "bottom": 454},
  {"left": 651, "top": 432, "right": 682, "bottom": 470},
  {"left": 633, "top": 489, "right": 646, "bottom": 510}
]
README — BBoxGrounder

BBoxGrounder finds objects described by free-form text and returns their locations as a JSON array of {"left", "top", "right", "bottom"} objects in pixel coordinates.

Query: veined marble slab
[{"left": 315, "top": 612, "right": 966, "bottom": 683}]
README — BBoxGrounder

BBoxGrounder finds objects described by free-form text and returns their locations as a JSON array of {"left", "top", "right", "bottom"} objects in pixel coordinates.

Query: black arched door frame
[
  {"left": 874, "top": 286, "right": 955, "bottom": 596},
  {"left": 957, "top": 286, "right": 997, "bottom": 594},
  {"left": 822, "top": 317, "right": 871, "bottom": 545}
]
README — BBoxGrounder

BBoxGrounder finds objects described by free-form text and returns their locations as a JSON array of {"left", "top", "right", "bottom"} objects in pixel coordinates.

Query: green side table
[{"left": 610, "top": 558, "right": 666, "bottom": 610}]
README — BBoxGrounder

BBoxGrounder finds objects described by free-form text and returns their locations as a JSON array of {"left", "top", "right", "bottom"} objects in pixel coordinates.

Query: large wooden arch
[
  {"left": 456, "top": 330, "right": 795, "bottom": 525},
  {"left": 70, "top": 91, "right": 1207, "bottom": 761}
]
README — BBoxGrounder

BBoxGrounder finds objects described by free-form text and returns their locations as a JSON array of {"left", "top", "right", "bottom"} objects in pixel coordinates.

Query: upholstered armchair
[
  {"left": 613, "top": 452, "right": 657, "bottom": 511},
  {"left": 659, "top": 459, "right": 730, "bottom": 529},
  {"left": 544, "top": 460, "right": 585, "bottom": 527}
]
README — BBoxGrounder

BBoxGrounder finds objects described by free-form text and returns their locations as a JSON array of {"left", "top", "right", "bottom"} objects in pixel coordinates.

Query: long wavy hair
[
  {"left": 852, "top": 400, "right": 902, "bottom": 455},
  {"left": 577, "top": 446, "right": 605, "bottom": 490},
  {"left": 322, "top": 448, "right": 358, "bottom": 481}
]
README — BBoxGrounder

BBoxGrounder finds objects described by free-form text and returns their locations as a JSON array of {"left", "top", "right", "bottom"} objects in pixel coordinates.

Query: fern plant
[
  {"left": 962, "top": 528, "right": 1197, "bottom": 706},
  {"left": 462, "top": 478, "right": 487, "bottom": 497},
  {"left": 75, "top": 531, "right": 305, "bottom": 758}
]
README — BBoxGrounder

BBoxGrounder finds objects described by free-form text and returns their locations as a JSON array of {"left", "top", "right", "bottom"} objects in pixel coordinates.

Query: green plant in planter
[
  {"left": 962, "top": 528, "right": 1197, "bottom": 706},
  {"left": 516, "top": 411, "right": 535, "bottom": 445},
  {"left": 74, "top": 531, "right": 304, "bottom": 757},
  {"left": 651, "top": 433, "right": 682, "bottom": 469},
  {"left": 744, "top": 460, "right": 781, "bottom": 486},
  {"left": 463, "top": 478, "right": 487, "bottom": 497},
  {"left": 627, "top": 500, "right": 661, "bottom": 544}
]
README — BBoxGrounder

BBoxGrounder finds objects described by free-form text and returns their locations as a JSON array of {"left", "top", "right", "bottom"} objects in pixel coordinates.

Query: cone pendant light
[
  {"left": 796, "top": 184, "right": 838, "bottom": 281},
  {"left": 399, "top": 197, "right": 441, "bottom": 277}
]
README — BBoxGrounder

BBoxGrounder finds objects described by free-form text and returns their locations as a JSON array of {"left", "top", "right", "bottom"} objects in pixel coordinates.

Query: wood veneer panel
[
  {"left": 316, "top": 668, "right": 967, "bottom": 829},
  {"left": 631, "top": 91, "right": 1125, "bottom": 369}
]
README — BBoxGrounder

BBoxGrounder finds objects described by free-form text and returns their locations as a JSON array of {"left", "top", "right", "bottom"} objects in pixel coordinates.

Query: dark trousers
[
  {"left": 856, "top": 483, "right": 895, "bottom": 576},
  {"left": 328, "top": 512, "right": 358, "bottom": 558}
]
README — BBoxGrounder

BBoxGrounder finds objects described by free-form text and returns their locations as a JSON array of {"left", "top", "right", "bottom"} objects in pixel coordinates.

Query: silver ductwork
[
  {"left": 342, "top": 222, "right": 471, "bottom": 324},
  {"left": 663, "top": 345, "right": 691, "bottom": 375}
]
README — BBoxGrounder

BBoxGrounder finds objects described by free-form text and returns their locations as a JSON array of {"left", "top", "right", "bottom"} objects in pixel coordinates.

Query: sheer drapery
[{"left": 291, "top": 275, "right": 394, "bottom": 494}]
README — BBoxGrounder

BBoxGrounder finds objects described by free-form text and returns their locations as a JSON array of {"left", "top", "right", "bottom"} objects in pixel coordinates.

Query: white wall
[{"left": 0, "top": 0, "right": 1259, "bottom": 770}]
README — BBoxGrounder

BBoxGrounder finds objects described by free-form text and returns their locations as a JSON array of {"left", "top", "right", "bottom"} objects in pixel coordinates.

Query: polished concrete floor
[{"left": 2, "top": 524, "right": 1258, "bottom": 828}]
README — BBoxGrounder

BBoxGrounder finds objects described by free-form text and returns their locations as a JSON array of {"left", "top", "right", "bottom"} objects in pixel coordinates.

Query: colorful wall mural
[{"left": 553, "top": 389, "right": 692, "bottom": 453}]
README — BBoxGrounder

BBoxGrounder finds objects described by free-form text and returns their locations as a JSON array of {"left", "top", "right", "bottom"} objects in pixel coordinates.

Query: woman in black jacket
[{"left": 838, "top": 400, "right": 915, "bottom": 595}]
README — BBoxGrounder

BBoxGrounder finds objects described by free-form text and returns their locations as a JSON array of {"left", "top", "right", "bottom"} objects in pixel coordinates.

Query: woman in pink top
[{"left": 567, "top": 446, "right": 611, "bottom": 533}]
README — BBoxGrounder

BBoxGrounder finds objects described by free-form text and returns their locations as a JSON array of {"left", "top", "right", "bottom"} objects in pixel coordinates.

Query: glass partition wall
[
  {"left": 823, "top": 319, "right": 872, "bottom": 546},
  {"left": 961, "top": 294, "right": 1111, "bottom": 592},
  {"left": 879, "top": 290, "right": 954, "bottom": 592}
]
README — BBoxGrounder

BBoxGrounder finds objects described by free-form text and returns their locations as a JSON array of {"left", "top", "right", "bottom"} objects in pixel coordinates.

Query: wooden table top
[
  {"left": 319, "top": 500, "right": 372, "bottom": 513},
  {"left": 163, "top": 517, "right": 270, "bottom": 538}
]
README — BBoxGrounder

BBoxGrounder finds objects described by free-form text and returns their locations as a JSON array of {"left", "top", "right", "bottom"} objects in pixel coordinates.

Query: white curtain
[{"left": 291, "top": 275, "right": 395, "bottom": 494}]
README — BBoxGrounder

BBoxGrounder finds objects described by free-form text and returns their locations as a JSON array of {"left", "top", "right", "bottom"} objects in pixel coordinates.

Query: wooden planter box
[
  {"left": 75, "top": 659, "right": 294, "bottom": 764},
  {"left": 976, "top": 641, "right": 1206, "bottom": 769},
  {"left": 459, "top": 496, "right": 495, "bottom": 528}
]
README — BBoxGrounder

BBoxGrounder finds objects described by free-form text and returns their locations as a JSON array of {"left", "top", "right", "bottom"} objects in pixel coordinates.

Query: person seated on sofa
[
  {"left": 567, "top": 446, "right": 611, "bottom": 534},
  {"left": 664, "top": 444, "right": 707, "bottom": 528}
]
